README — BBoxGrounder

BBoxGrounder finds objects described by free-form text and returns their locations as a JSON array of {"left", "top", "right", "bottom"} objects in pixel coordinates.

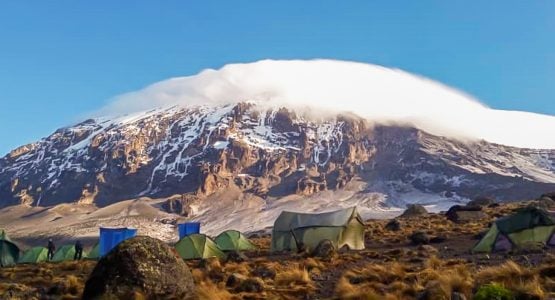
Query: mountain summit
[
  {"left": 1, "top": 60, "right": 555, "bottom": 231},
  {"left": 1, "top": 102, "right": 554, "bottom": 213}
]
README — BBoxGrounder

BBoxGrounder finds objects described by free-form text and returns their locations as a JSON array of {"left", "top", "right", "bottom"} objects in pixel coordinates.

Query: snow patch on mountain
[{"left": 96, "top": 59, "right": 555, "bottom": 149}]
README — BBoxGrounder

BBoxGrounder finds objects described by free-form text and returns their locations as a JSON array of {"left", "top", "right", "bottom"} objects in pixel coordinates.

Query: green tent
[
  {"left": 473, "top": 207, "right": 555, "bottom": 253},
  {"left": 215, "top": 230, "right": 256, "bottom": 251},
  {"left": 175, "top": 234, "right": 225, "bottom": 260},
  {"left": 19, "top": 246, "right": 49, "bottom": 264},
  {"left": 271, "top": 206, "right": 365, "bottom": 252},
  {"left": 52, "top": 244, "right": 86, "bottom": 262},
  {"left": 87, "top": 243, "right": 100, "bottom": 260},
  {"left": 0, "top": 229, "right": 20, "bottom": 267}
]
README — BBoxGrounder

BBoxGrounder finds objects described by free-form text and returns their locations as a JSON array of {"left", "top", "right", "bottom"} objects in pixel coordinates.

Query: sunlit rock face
[{"left": 1, "top": 102, "right": 554, "bottom": 209}]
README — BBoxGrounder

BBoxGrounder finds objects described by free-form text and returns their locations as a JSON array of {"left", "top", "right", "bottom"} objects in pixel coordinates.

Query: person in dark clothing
[
  {"left": 74, "top": 240, "right": 83, "bottom": 260},
  {"left": 47, "top": 239, "right": 55, "bottom": 261}
]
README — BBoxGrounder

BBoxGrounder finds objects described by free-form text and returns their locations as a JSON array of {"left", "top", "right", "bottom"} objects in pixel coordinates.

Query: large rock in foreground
[{"left": 83, "top": 236, "right": 196, "bottom": 300}]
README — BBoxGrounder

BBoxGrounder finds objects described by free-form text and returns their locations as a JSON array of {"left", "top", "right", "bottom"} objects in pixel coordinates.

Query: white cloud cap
[{"left": 97, "top": 59, "right": 555, "bottom": 149}]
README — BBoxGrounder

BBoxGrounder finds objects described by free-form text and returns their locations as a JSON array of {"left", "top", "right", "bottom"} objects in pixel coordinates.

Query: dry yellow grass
[
  {"left": 335, "top": 276, "right": 383, "bottom": 300},
  {"left": 1, "top": 201, "right": 554, "bottom": 299},
  {"left": 197, "top": 281, "right": 234, "bottom": 300},
  {"left": 475, "top": 260, "right": 533, "bottom": 287},
  {"left": 475, "top": 260, "right": 545, "bottom": 298},
  {"left": 275, "top": 266, "right": 311, "bottom": 286}
]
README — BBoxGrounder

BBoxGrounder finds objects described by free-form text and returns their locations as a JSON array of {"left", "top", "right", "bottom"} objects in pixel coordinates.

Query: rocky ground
[{"left": 1, "top": 200, "right": 555, "bottom": 299}]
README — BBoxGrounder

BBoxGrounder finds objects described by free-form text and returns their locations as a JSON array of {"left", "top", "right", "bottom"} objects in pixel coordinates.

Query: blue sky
[{"left": 0, "top": 1, "right": 554, "bottom": 155}]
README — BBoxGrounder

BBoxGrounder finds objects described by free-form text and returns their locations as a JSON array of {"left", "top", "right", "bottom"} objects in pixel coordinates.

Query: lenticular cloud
[{"left": 98, "top": 59, "right": 555, "bottom": 149}]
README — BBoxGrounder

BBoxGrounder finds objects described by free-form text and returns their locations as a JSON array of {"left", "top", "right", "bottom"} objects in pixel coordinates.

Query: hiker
[
  {"left": 47, "top": 239, "right": 55, "bottom": 260},
  {"left": 74, "top": 240, "right": 83, "bottom": 260}
]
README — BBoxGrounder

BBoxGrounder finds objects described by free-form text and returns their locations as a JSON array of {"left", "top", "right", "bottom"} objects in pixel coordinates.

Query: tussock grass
[
  {"left": 197, "top": 281, "right": 233, "bottom": 300},
  {"left": 475, "top": 261, "right": 535, "bottom": 288},
  {"left": 335, "top": 276, "right": 383, "bottom": 300},
  {"left": 275, "top": 266, "right": 311, "bottom": 286}
]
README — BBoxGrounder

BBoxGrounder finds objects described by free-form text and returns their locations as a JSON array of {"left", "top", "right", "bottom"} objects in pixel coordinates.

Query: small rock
[
  {"left": 451, "top": 292, "right": 467, "bottom": 300},
  {"left": 400, "top": 204, "right": 428, "bottom": 218},
  {"left": 429, "top": 236, "right": 447, "bottom": 244},
  {"left": 446, "top": 205, "right": 486, "bottom": 223},
  {"left": 513, "top": 292, "right": 541, "bottom": 300},
  {"left": 226, "top": 250, "right": 248, "bottom": 263},
  {"left": 467, "top": 196, "right": 495, "bottom": 207},
  {"left": 311, "top": 239, "right": 337, "bottom": 260},
  {"left": 417, "top": 245, "right": 438, "bottom": 256},
  {"left": 251, "top": 266, "right": 277, "bottom": 280},
  {"left": 384, "top": 248, "right": 406, "bottom": 257},
  {"left": 385, "top": 219, "right": 401, "bottom": 231},
  {"left": 408, "top": 257, "right": 425, "bottom": 264},
  {"left": 409, "top": 231, "right": 430, "bottom": 245},
  {"left": 418, "top": 280, "right": 449, "bottom": 300},
  {"left": 348, "top": 276, "right": 366, "bottom": 284},
  {"left": 226, "top": 273, "right": 247, "bottom": 288},
  {"left": 208, "top": 269, "right": 225, "bottom": 283},
  {"left": 235, "top": 278, "right": 265, "bottom": 293}
]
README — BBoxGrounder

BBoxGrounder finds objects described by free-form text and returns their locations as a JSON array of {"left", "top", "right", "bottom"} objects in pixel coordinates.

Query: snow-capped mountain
[{"left": 1, "top": 102, "right": 554, "bottom": 211}]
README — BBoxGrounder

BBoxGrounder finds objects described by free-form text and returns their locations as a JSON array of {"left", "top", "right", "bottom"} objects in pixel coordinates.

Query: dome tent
[
  {"left": 19, "top": 246, "right": 49, "bottom": 264},
  {"left": 0, "top": 229, "right": 20, "bottom": 267},
  {"left": 175, "top": 234, "right": 225, "bottom": 260},
  {"left": 88, "top": 242, "right": 100, "bottom": 260},
  {"left": 271, "top": 207, "right": 365, "bottom": 252},
  {"left": 473, "top": 207, "right": 555, "bottom": 253},
  {"left": 52, "top": 244, "right": 86, "bottom": 262},
  {"left": 215, "top": 230, "right": 256, "bottom": 251}
]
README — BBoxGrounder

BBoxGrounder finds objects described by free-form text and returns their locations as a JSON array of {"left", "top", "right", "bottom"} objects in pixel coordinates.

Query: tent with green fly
[
  {"left": 271, "top": 207, "right": 365, "bottom": 252},
  {"left": 52, "top": 244, "right": 86, "bottom": 262},
  {"left": 87, "top": 242, "right": 100, "bottom": 260},
  {"left": 473, "top": 207, "right": 555, "bottom": 253},
  {"left": 215, "top": 230, "right": 256, "bottom": 251},
  {"left": 0, "top": 229, "right": 20, "bottom": 267},
  {"left": 19, "top": 246, "right": 48, "bottom": 264},
  {"left": 175, "top": 234, "right": 225, "bottom": 260}
]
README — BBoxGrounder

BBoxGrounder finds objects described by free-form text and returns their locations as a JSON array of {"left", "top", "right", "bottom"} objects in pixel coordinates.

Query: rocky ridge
[{"left": 1, "top": 103, "right": 554, "bottom": 212}]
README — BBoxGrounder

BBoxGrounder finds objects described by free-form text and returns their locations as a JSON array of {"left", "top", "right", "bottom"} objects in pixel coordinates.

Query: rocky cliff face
[{"left": 1, "top": 103, "right": 554, "bottom": 209}]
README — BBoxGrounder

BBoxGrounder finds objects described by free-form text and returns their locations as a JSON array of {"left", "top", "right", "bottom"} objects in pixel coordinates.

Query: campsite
[
  {"left": 2, "top": 3, "right": 555, "bottom": 299},
  {"left": 1, "top": 199, "right": 555, "bottom": 299}
]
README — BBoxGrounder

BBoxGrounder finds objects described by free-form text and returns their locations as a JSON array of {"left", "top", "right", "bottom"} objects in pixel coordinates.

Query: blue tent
[
  {"left": 177, "top": 222, "right": 200, "bottom": 239},
  {"left": 99, "top": 227, "right": 137, "bottom": 257}
]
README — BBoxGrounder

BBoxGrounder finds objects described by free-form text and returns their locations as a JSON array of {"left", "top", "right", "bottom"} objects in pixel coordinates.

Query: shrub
[{"left": 473, "top": 283, "right": 514, "bottom": 300}]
